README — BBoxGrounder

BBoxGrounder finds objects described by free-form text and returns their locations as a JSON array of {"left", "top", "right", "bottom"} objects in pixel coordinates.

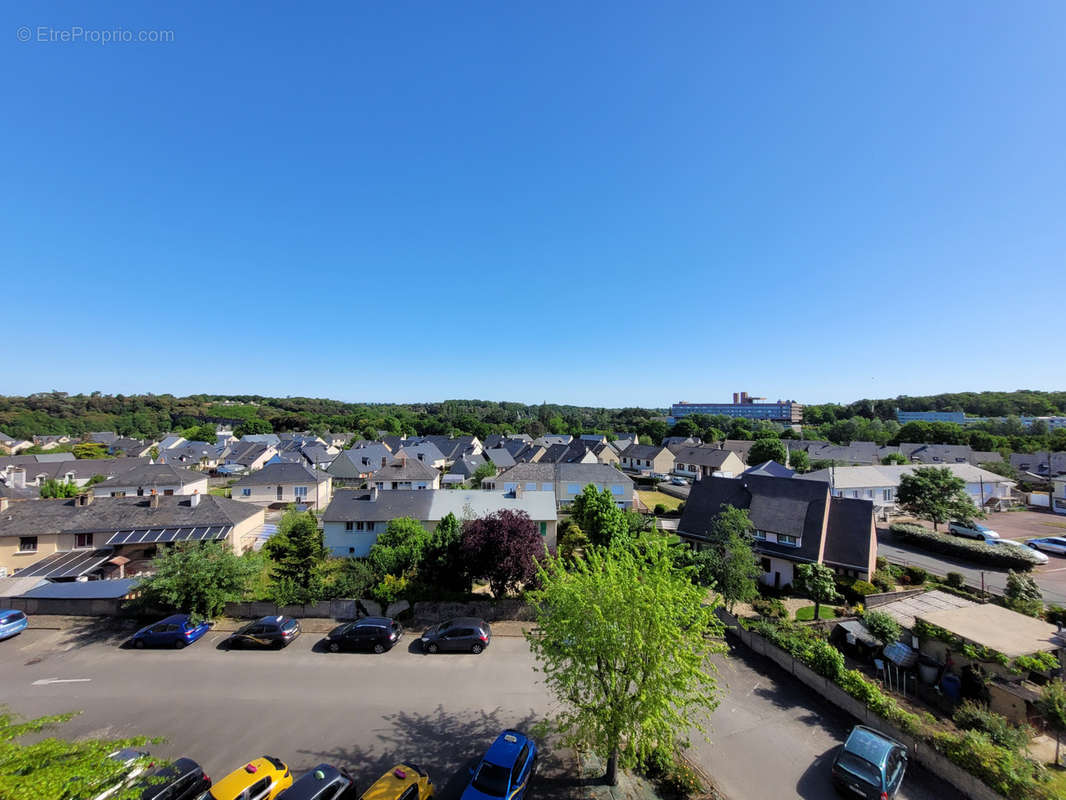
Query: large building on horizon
[{"left": 669, "top": 392, "right": 802, "bottom": 425}]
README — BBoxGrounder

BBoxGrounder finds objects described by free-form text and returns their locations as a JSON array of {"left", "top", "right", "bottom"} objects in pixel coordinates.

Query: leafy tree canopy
[
  {"left": 263, "top": 510, "right": 328, "bottom": 603},
  {"left": 461, "top": 509, "right": 544, "bottom": 598},
  {"left": 569, "top": 485, "right": 630, "bottom": 548},
  {"left": 896, "top": 466, "right": 980, "bottom": 531},
  {"left": 367, "top": 517, "right": 429, "bottom": 578},
  {"left": 138, "top": 541, "right": 262, "bottom": 618}
]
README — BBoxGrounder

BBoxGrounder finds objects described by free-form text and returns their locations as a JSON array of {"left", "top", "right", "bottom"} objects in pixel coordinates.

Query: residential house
[
  {"left": 513, "top": 444, "right": 548, "bottom": 463},
  {"left": 0, "top": 457, "right": 152, "bottom": 489},
  {"left": 322, "top": 488, "right": 558, "bottom": 557},
  {"left": 158, "top": 435, "right": 187, "bottom": 451},
  {"left": 395, "top": 442, "right": 448, "bottom": 470},
  {"left": 230, "top": 462, "right": 332, "bottom": 508},
  {"left": 1010, "top": 452, "right": 1066, "bottom": 479},
  {"left": 0, "top": 432, "right": 32, "bottom": 455},
  {"left": 895, "top": 443, "right": 973, "bottom": 465},
  {"left": 239, "top": 433, "right": 281, "bottom": 447},
  {"left": 619, "top": 444, "right": 675, "bottom": 475},
  {"left": 371, "top": 456, "right": 441, "bottom": 490},
  {"left": 539, "top": 441, "right": 599, "bottom": 465},
  {"left": 671, "top": 446, "right": 746, "bottom": 480},
  {"left": 969, "top": 450, "right": 1004, "bottom": 466},
  {"left": 1053, "top": 475, "right": 1066, "bottom": 515},
  {"left": 87, "top": 432, "right": 120, "bottom": 446},
  {"left": 799, "top": 463, "right": 1014, "bottom": 514},
  {"left": 443, "top": 454, "right": 487, "bottom": 486},
  {"left": 92, "top": 464, "right": 208, "bottom": 498},
  {"left": 33, "top": 434, "right": 74, "bottom": 451},
  {"left": 328, "top": 444, "right": 393, "bottom": 484},
  {"left": 162, "top": 441, "right": 221, "bottom": 470},
  {"left": 482, "top": 434, "right": 532, "bottom": 450},
  {"left": 318, "top": 432, "right": 352, "bottom": 449},
  {"left": 0, "top": 492, "right": 264, "bottom": 579},
  {"left": 483, "top": 447, "right": 517, "bottom": 469},
  {"left": 590, "top": 441, "right": 620, "bottom": 467},
  {"left": 485, "top": 463, "right": 635, "bottom": 509},
  {"left": 301, "top": 444, "right": 337, "bottom": 471},
  {"left": 109, "top": 437, "right": 156, "bottom": 458},
  {"left": 663, "top": 437, "right": 703, "bottom": 449},
  {"left": 720, "top": 439, "right": 756, "bottom": 463},
  {"left": 678, "top": 474, "right": 876, "bottom": 589},
  {"left": 742, "top": 460, "right": 796, "bottom": 479},
  {"left": 534, "top": 435, "right": 573, "bottom": 447},
  {"left": 218, "top": 441, "right": 277, "bottom": 475}
]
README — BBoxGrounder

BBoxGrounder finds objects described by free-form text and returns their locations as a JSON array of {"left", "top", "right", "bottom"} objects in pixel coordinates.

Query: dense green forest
[{"left": 1, "top": 390, "right": 1063, "bottom": 453}]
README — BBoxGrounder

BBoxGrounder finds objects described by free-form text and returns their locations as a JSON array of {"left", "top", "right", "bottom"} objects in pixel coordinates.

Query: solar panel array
[
  {"left": 104, "top": 526, "right": 232, "bottom": 545},
  {"left": 17, "top": 549, "right": 115, "bottom": 579}
]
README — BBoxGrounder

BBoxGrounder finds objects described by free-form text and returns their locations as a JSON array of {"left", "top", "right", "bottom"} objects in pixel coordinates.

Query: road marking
[{"left": 32, "top": 678, "right": 92, "bottom": 686}]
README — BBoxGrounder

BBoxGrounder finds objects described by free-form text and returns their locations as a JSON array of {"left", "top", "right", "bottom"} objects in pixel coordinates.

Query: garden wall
[
  {"left": 719, "top": 610, "right": 1005, "bottom": 800},
  {"left": 221, "top": 598, "right": 534, "bottom": 623}
]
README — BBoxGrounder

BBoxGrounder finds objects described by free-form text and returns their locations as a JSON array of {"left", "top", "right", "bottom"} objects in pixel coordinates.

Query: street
[{"left": 0, "top": 623, "right": 964, "bottom": 800}]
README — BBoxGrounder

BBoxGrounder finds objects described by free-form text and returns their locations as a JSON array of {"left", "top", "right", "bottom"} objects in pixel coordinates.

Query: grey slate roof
[
  {"left": 447, "top": 453, "right": 486, "bottom": 478},
  {"left": 823, "top": 496, "right": 876, "bottom": 570},
  {"left": 898, "top": 443, "right": 973, "bottom": 465},
  {"left": 231, "top": 462, "right": 329, "bottom": 486},
  {"left": 373, "top": 456, "right": 441, "bottom": 482},
  {"left": 322, "top": 488, "right": 556, "bottom": 523},
  {"left": 483, "top": 448, "right": 517, "bottom": 468},
  {"left": 395, "top": 442, "right": 447, "bottom": 465},
  {"left": 620, "top": 443, "right": 670, "bottom": 460},
  {"left": 492, "top": 463, "right": 556, "bottom": 484},
  {"left": 1010, "top": 452, "right": 1066, "bottom": 477},
  {"left": 0, "top": 494, "right": 261, "bottom": 538},
  {"left": 671, "top": 446, "right": 739, "bottom": 469},
  {"left": 742, "top": 460, "right": 796, "bottom": 478},
  {"left": 94, "top": 463, "right": 205, "bottom": 490}
]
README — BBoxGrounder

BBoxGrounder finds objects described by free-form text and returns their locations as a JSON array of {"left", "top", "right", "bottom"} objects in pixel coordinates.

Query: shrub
[
  {"left": 871, "top": 570, "right": 895, "bottom": 592},
  {"left": 952, "top": 700, "right": 1032, "bottom": 749},
  {"left": 903, "top": 566, "right": 927, "bottom": 585},
  {"left": 890, "top": 523, "right": 1043, "bottom": 569},
  {"left": 861, "top": 610, "right": 903, "bottom": 645},
  {"left": 653, "top": 503, "right": 668, "bottom": 516},
  {"left": 1046, "top": 604, "right": 1066, "bottom": 627},
  {"left": 875, "top": 556, "right": 889, "bottom": 571},
  {"left": 372, "top": 573, "right": 409, "bottom": 605},
  {"left": 946, "top": 571, "right": 966, "bottom": 589},
  {"left": 751, "top": 596, "right": 787, "bottom": 619},
  {"left": 805, "top": 640, "right": 845, "bottom": 680},
  {"left": 932, "top": 730, "right": 1052, "bottom": 799},
  {"left": 851, "top": 580, "right": 877, "bottom": 598},
  {"left": 1004, "top": 570, "right": 1044, "bottom": 617}
]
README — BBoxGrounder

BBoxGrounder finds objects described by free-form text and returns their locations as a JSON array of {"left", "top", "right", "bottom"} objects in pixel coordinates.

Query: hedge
[{"left": 889, "top": 523, "right": 1042, "bottom": 569}]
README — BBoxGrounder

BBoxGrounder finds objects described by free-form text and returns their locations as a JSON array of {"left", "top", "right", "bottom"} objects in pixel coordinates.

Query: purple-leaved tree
[{"left": 461, "top": 509, "right": 545, "bottom": 598}]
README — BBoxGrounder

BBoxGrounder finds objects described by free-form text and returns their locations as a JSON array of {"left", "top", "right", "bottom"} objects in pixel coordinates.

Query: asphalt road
[{"left": 0, "top": 623, "right": 964, "bottom": 800}]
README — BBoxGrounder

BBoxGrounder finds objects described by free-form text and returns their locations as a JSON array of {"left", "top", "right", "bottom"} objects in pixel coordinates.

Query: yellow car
[
  {"left": 199, "top": 756, "right": 293, "bottom": 800},
  {"left": 361, "top": 763, "right": 435, "bottom": 800}
]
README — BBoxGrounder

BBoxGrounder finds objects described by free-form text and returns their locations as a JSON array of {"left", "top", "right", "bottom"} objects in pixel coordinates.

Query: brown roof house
[
  {"left": 671, "top": 446, "right": 746, "bottom": 480},
  {"left": 678, "top": 474, "right": 876, "bottom": 590},
  {"left": 619, "top": 444, "right": 675, "bottom": 476}
]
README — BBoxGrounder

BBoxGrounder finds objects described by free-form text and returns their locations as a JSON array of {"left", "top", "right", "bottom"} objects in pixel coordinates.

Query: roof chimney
[
  {"left": 733, "top": 392, "right": 740, "bottom": 404},
  {"left": 11, "top": 468, "right": 26, "bottom": 490},
  {"left": 190, "top": 489, "right": 201, "bottom": 508},
  {"left": 370, "top": 486, "right": 379, "bottom": 502},
  {"left": 0, "top": 497, "right": 7, "bottom": 513},
  {"left": 77, "top": 492, "right": 94, "bottom": 507},
  {"left": 149, "top": 489, "right": 159, "bottom": 509}
]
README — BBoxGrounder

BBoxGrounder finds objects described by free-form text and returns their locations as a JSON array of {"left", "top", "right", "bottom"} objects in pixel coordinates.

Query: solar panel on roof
[{"left": 16, "top": 549, "right": 114, "bottom": 579}]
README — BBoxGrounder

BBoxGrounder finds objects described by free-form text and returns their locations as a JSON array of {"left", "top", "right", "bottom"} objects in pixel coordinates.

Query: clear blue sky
[{"left": 4, "top": 1, "right": 1063, "bottom": 408}]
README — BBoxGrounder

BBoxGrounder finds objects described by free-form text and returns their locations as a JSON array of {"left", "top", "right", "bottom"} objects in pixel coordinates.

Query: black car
[
  {"left": 325, "top": 617, "right": 403, "bottom": 653},
  {"left": 130, "top": 757, "right": 211, "bottom": 800},
  {"left": 227, "top": 615, "right": 301, "bottom": 649},
  {"left": 277, "top": 763, "right": 358, "bottom": 800},
  {"left": 420, "top": 617, "right": 492, "bottom": 654}
]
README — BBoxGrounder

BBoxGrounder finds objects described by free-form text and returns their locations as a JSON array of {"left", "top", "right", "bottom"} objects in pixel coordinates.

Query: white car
[
  {"left": 987, "top": 539, "right": 1048, "bottom": 564},
  {"left": 948, "top": 521, "right": 1000, "bottom": 541},
  {"left": 1027, "top": 537, "right": 1066, "bottom": 556}
]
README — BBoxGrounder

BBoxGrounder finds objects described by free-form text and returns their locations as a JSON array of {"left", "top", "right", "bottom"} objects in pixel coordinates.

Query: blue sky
[{"left": 3, "top": 1, "right": 1063, "bottom": 408}]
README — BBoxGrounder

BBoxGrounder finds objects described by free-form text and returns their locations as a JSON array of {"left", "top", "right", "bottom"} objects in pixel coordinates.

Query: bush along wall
[
  {"left": 740, "top": 617, "right": 1057, "bottom": 799},
  {"left": 889, "top": 523, "right": 1043, "bottom": 569}
]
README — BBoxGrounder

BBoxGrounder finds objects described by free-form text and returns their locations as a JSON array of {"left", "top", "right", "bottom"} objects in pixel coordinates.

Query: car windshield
[
  {"left": 837, "top": 751, "right": 881, "bottom": 787},
  {"left": 282, "top": 619, "right": 298, "bottom": 631},
  {"left": 0, "top": 613, "right": 21, "bottom": 624},
  {"left": 472, "top": 762, "right": 511, "bottom": 796}
]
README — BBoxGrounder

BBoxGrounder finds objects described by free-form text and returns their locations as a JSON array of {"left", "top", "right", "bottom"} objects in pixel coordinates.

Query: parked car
[
  {"left": 670, "top": 476, "right": 688, "bottom": 486},
  {"left": 948, "top": 521, "right": 999, "bottom": 540},
  {"left": 227, "top": 616, "right": 301, "bottom": 649},
  {"left": 650, "top": 473, "right": 668, "bottom": 481},
  {"left": 420, "top": 618, "right": 491, "bottom": 654},
  {"left": 361, "top": 764, "right": 434, "bottom": 800},
  {"left": 831, "top": 725, "right": 908, "bottom": 800},
  {"left": 276, "top": 763, "right": 358, "bottom": 800},
  {"left": 987, "top": 538, "right": 1049, "bottom": 563},
  {"left": 197, "top": 757, "right": 292, "bottom": 800},
  {"left": 325, "top": 617, "right": 403, "bottom": 653},
  {"left": 0, "top": 609, "right": 28, "bottom": 641},
  {"left": 131, "top": 757, "right": 211, "bottom": 800},
  {"left": 92, "top": 748, "right": 153, "bottom": 800},
  {"left": 461, "top": 730, "right": 537, "bottom": 800},
  {"left": 1028, "top": 537, "right": 1066, "bottom": 556},
  {"left": 129, "top": 614, "right": 211, "bottom": 649}
]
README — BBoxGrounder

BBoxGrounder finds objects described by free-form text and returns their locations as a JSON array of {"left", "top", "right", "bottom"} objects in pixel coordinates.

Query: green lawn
[
  {"left": 795, "top": 605, "right": 836, "bottom": 621},
  {"left": 1045, "top": 765, "right": 1066, "bottom": 798},
  {"left": 208, "top": 487, "right": 231, "bottom": 498},
  {"left": 636, "top": 490, "right": 683, "bottom": 512}
]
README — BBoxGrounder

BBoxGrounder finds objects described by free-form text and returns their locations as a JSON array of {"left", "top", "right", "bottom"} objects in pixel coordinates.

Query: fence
[
  {"left": 222, "top": 598, "right": 533, "bottom": 623},
  {"left": 721, "top": 610, "right": 1006, "bottom": 800},
  {"left": 6, "top": 597, "right": 128, "bottom": 616}
]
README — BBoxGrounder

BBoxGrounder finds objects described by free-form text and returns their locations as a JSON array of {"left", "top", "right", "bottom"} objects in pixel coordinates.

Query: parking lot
[{"left": 0, "top": 622, "right": 966, "bottom": 800}]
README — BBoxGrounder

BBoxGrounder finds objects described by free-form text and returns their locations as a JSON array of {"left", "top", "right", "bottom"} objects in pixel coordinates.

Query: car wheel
[
  {"left": 174, "top": 639, "right": 186, "bottom": 650},
  {"left": 471, "top": 643, "right": 483, "bottom": 655},
  {"left": 427, "top": 642, "right": 439, "bottom": 654},
  {"left": 373, "top": 643, "right": 385, "bottom": 654},
  {"left": 329, "top": 641, "right": 340, "bottom": 653},
  {"left": 134, "top": 639, "right": 145, "bottom": 649}
]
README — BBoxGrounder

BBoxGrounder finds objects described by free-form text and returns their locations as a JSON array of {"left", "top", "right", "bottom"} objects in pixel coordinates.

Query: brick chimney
[
  {"left": 76, "top": 492, "right": 94, "bottom": 507},
  {"left": 149, "top": 489, "right": 159, "bottom": 509}
]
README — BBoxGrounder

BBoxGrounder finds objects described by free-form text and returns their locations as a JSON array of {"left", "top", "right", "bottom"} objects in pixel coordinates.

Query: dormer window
[{"left": 777, "top": 534, "right": 799, "bottom": 546}]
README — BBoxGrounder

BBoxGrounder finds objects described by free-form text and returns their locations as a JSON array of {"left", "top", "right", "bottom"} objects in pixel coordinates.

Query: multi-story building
[
  {"left": 895, "top": 409, "right": 967, "bottom": 424},
  {"left": 669, "top": 392, "right": 802, "bottom": 424}
]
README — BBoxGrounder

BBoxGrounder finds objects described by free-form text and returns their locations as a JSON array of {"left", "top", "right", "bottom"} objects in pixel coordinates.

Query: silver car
[{"left": 1027, "top": 537, "right": 1066, "bottom": 556}]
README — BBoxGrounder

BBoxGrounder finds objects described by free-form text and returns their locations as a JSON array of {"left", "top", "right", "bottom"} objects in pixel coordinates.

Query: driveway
[{"left": 0, "top": 623, "right": 964, "bottom": 800}]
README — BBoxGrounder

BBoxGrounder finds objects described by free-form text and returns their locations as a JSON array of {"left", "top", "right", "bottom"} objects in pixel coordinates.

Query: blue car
[
  {"left": 462, "top": 730, "right": 538, "bottom": 800},
  {"left": 129, "top": 614, "right": 210, "bottom": 649},
  {"left": 0, "top": 609, "right": 28, "bottom": 641},
  {"left": 831, "top": 725, "right": 908, "bottom": 799}
]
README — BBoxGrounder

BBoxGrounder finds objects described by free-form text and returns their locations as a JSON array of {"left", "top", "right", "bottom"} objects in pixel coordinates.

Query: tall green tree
[
  {"left": 471, "top": 460, "right": 497, "bottom": 485},
  {"left": 881, "top": 452, "right": 908, "bottom": 465},
  {"left": 72, "top": 442, "right": 109, "bottom": 459},
  {"left": 367, "top": 517, "right": 430, "bottom": 578},
  {"left": 527, "top": 534, "right": 725, "bottom": 785},
  {"left": 787, "top": 449, "right": 810, "bottom": 473},
  {"left": 699, "top": 506, "right": 761, "bottom": 612},
  {"left": 234, "top": 418, "right": 273, "bottom": 436},
  {"left": 1037, "top": 680, "right": 1066, "bottom": 766},
  {"left": 795, "top": 563, "right": 840, "bottom": 620},
  {"left": 39, "top": 478, "right": 79, "bottom": 499},
  {"left": 896, "top": 467, "right": 980, "bottom": 531},
  {"left": 138, "top": 541, "right": 261, "bottom": 618},
  {"left": 1004, "top": 570, "right": 1043, "bottom": 617},
  {"left": 570, "top": 485, "right": 630, "bottom": 548},
  {"left": 181, "top": 423, "right": 217, "bottom": 443},
  {"left": 420, "top": 512, "right": 469, "bottom": 593},
  {"left": 747, "top": 438, "right": 787, "bottom": 466},
  {"left": 0, "top": 708, "right": 159, "bottom": 800},
  {"left": 264, "top": 510, "right": 328, "bottom": 603}
]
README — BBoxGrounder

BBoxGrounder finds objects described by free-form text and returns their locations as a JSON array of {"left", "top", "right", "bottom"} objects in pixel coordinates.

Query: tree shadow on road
[
  {"left": 299, "top": 705, "right": 578, "bottom": 800},
  {"left": 57, "top": 617, "right": 140, "bottom": 651}
]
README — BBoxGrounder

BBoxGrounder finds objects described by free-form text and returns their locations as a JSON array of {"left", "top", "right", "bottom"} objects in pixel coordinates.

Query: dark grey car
[
  {"left": 420, "top": 617, "right": 492, "bottom": 654},
  {"left": 831, "top": 725, "right": 908, "bottom": 799}
]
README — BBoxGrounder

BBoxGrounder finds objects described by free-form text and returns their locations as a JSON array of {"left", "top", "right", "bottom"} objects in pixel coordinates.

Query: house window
[
  {"left": 777, "top": 534, "right": 798, "bottom": 546},
  {"left": 760, "top": 557, "right": 771, "bottom": 573},
  {"left": 19, "top": 537, "right": 37, "bottom": 553},
  {"left": 349, "top": 547, "right": 355, "bottom": 554},
  {"left": 75, "top": 533, "right": 94, "bottom": 549},
  {"left": 163, "top": 489, "right": 174, "bottom": 496},
  {"left": 568, "top": 484, "right": 581, "bottom": 494},
  {"left": 543, "top": 482, "right": 553, "bottom": 491},
  {"left": 242, "top": 488, "right": 251, "bottom": 497},
  {"left": 753, "top": 530, "right": 766, "bottom": 539},
  {"left": 355, "top": 521, "right": 365, "bottom": 531},
  {"left": 864, "top": 489, "right": 873, "bottom": 498},
  {"left": 366, "top": 522, "right": 375, "bottom": 532},
  {"left": 539, "top": 522, "right": 547, "bottom": 537},
  {"left": 345, "top": 522, "right": 354, "bottom": 531},
  {"left": 882, "top": 489, "right": 892, "bottom": 501},
  {"left": 110, "top": 491, "right": 125, "bottom": 498},
  {"left": 294, "top": 486, "right": 308, "bottom": 498},
  {"left": 610, "top": 485, "right": 624, "bottom": 495},
  {"left": 525, "top": 482, "right": 537, "bottom": 491}
]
